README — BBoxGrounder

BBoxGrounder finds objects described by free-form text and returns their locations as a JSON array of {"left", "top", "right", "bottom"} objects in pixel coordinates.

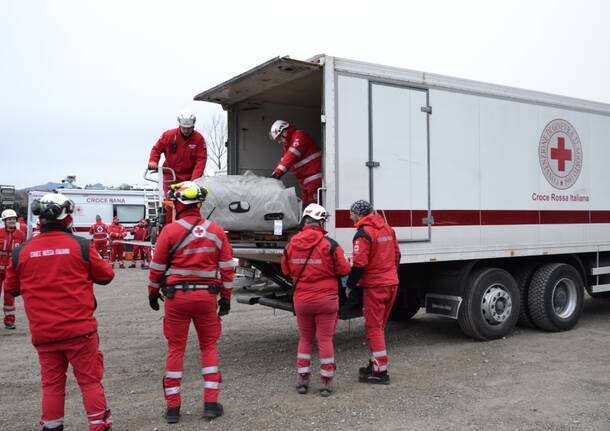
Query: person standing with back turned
[
  {"left": 147, "top": 181, "right": 235, "bottom": 423},
  {"left": 281, "top": 203, "right": 351, "bottom": 396},
  {"left": 5, "top": 193, "right": 115, "bottom": 431}
]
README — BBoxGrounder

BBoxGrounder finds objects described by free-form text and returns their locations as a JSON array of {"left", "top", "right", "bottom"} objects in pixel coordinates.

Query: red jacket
[
  {"left": 4, "top": 225, "right": 114, "bottom": 345},
  {"left": 89, "top": 221, "right": 108, "bottom": 242},
  {"left": 132, "top": 225, "right": 149, "bottom": 241},
  {"left": 148, "top": 208, "right": 235, "bottom": 300},
  {"left": 352, "top": 213, "right": 400, "bottom": 288},
  {"left": 108, "top": 222, "right": 126, "bottom": 243},
  {"left": 0, "top": 228, "right": 26, "bottom": 273},
  {"left": 272, "top": 128, "right": 322, "bottom": 187},
  {"left": 18, "top": 218, "right": 27, "bottom": 235},
  {"left": 281, "top": 225, "right": 351, "bottom": 303},
  {"left": 148, "top": 128, "right": 207, "bottom": 190}
]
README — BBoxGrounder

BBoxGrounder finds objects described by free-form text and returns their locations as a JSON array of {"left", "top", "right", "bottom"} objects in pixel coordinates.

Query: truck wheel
[
  {"left": 513, "top": 264, "right": 538, "bottom": 328},
  {"left": 389, "top": 289, "right": 420, "bottom": 322},
  {"left": 458, "top": 268, "right": 520, "bottom": 341},
  {"left": 527, "top": 263, "right": 584, "bottom": 332}
]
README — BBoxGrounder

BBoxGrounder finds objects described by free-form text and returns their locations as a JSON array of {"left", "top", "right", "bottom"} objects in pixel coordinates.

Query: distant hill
[
  {"left": 20, "top": 182, "right": 107, "bottom": 191},
  {"left": 21, "top": 182, "right": 64, "bottom": 191}
]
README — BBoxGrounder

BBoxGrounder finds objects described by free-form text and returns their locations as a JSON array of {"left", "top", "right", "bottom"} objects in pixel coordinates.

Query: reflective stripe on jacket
[
  {"left": 281, "top": 225, "right": 351, "bottom": 303},
  {"left": 148, "top": 209, "right": 235, "bottom": 299}
]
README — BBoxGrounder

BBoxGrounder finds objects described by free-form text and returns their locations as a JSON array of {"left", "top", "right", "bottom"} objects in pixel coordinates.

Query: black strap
[
  {"left": 160, "top": 218, "right": 200, "bottom": 285},
  {"left": 293, "top": 246, "right": 316, "bottom": 290}
]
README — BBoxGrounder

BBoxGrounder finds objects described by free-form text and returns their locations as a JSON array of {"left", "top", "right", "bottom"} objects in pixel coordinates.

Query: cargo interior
[{"left": 195, "top": 58, "right": 324, "bottom": 252}]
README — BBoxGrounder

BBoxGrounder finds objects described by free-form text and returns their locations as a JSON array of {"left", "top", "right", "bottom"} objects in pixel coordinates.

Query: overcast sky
[{"left": 2, "top": 0, "right": 609, "bottom": 188}]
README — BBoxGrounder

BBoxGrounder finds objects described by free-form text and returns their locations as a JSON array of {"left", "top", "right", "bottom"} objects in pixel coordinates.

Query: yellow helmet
[{"left": 168, "top": 181, "right": 208, "bottom": 205}]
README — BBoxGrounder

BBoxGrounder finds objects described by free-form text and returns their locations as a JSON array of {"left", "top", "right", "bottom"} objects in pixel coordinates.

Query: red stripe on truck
[{"left": 334, "top": 209, "right": 610, "bottom": 228}]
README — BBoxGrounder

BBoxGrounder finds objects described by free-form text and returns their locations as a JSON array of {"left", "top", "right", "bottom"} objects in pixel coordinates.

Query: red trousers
[
  {"left": 92, "top": 241, "right": 107, "bottom": 259},
  {"left": 0, "top": 273, "right": 16, "bottom": 326},
  {"left": 132, "top": 246, "right": 150, "bottom": 262},
  {"left": 300, "top": 179, "right": 322, "bottom": 206},
  {"left": 294, "top": 297, "right": 338, "bottom": 381},
  {"left": 163, "top": 290, "right": 221, "bottom": 407},
  {"left": 109, "top": 244, "right": 124, "bottom": 263},
  {"left": 36, "top": 333, "right": 111, "bottom": 430},
  {"left": 363, "top": 285, "right": 397, "bottom": 372}
]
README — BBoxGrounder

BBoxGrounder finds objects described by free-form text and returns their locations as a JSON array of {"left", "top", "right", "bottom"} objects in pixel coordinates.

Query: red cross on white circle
[{"left": 193, "top": 225, "right": 206, "bottom": 238}]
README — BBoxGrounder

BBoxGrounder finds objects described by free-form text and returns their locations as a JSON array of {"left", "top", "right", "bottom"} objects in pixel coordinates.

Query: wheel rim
[
  {"left": 481, "top": 284, "right": 512, "bottom": 325},
  {"left": 552, "top": 277, "right": 577, "bottom": 319}
]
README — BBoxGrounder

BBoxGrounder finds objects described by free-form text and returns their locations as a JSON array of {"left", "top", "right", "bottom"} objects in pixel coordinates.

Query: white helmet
[
  {"left": 177, "top": 109, "right": 196, "bottom": 128},
  {"left": 31, "top": 193, "right": 74, "bottom": 221},
  {"left": 303, "top": 203, "right": 328, "bottom": 221},
  {"left": 1, "top": 209, "right": 17, "bottom": 221},
  {"left": 269, "top": 120, "right": 290, "bottom": 141}
]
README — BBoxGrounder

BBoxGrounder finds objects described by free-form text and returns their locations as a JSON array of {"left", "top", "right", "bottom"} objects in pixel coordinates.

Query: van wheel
[
  {"left": 458, "top": 268, "right": 520, "bottom": 341},
  {"left": 389, "top": 289, "right": 420, "bottom": 322},
  {"left": 527, "top": 263, "right": 584, "bottom": 332},
  {"left": 513, "top": 264, "right": 538, "bottom": 328}
]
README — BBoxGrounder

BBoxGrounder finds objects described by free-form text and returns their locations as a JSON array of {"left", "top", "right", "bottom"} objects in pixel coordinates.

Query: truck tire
[
  {"left": 458, "top": 268, "right": 520, "bottom": 341},
  {"left": 527, "top": 263, "right": 584, "bottom": 332},
  {"left": 389, "top": 289, "right": 420, "bottom": 322},
  {"left": 513, "top": 264, "right": 538, "bottom": 328}
]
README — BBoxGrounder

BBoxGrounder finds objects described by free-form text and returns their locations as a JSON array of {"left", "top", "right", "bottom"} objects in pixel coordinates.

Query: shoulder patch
[
  {"left": 11, "top": 240, "right": 30, "bottom": 270},
  {"left": 325, "top": 236, "right": 339, "bottom": 256},
  {"left": 353, "top": 227, "right": 372, "bottom": 243},
  {"left": 70, "top": 234, "right": 90, "bottom": 263}
]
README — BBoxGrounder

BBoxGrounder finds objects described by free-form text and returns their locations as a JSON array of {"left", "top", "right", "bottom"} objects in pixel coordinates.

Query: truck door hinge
[
  {"left": 421, "top": 105, "right": 432, "bottom": 114},
  {"left": 320, "top": 114, "right": 326, "bottom": 123},
  {"left": 422, "top": 215, "right": 434, "bottom": 225},
  {"left": 365, "top": 161, "right": 380, "bottom": 168}
]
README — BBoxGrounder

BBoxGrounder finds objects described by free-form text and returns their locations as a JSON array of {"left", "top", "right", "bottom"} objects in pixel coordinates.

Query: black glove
[
  {"left": 149, "top": 293, "right": 164, "bottom": 311},
  {"left": 346, "top": 267, "right": 365, "bottom": 289},
  {"left": 218, "top": 297, "right": 231, "bottom": 316},
  {"left": 270, "top": 172, "right": 280, "bottom": 179}
]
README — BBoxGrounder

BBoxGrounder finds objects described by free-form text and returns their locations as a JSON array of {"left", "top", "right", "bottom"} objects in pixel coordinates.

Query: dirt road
[{"left": 2, "top": 269, "right": 610, "bottom": 430}]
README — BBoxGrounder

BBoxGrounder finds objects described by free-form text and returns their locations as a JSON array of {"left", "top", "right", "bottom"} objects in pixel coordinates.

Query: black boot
[
  {"left": 165, "top": 406, "right": 180, "bottom": 424},
  {"left": 359, "top": 369, "right": 390, "bottom": 385},
  {"left": 358, "top": 361, "right": 373, "bottom": 378},
  {"left": 202, "top": 402, "right": 224, "bottom": 419}
]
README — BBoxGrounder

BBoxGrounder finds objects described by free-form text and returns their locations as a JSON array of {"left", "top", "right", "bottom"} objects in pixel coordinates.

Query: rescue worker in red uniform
[
  {"left": 5, "top": 193, "right": 114, "bottom": 431},
  {"left": 281, "top": 204, "right": 351, "bottom": 396},
  {"left": 1, "top": 209, "right": 26, "bottom": 329},
  {"left": 346, "top": 200, "right": 400, "bottom": 385},
  {"left": 18, "top": 216, "right": 27, "bottom": 235},
  {"left": 129, "top": 219, "right": 150, "bottom": 269},
  {"left": 147, "top": 109, "right": 207, "bottom": 196},
  {"left": 147, "top": 181, "right": 234, "bottom": 423},
  {"left": 107, "top": 216, "right": 126, "bottom": 269},
  {"left": 89, "top": 215, "right": 108, "bottom": 259},
  {"left": 269, "top": 120, "right": 322, "bottom": 206}
]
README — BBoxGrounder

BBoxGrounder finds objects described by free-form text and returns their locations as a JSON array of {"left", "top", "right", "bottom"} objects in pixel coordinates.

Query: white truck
[
  {"left": 26, "top": 188, "right": 160, "bottom": 240},
  {"left": 194, "top": 55, "right": 610, "bottom": 340}
]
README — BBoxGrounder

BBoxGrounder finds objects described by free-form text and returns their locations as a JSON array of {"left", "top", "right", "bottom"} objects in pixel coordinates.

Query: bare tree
[{"left": 201, "top": 113, "right": 227, "bottom": 175}]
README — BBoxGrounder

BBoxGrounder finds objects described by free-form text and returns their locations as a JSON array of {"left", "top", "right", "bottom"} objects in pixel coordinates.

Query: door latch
[
  {"left": 421, "top": 106, "right": 432, "bottom": 114},
  {"left": 365, "top": 161, "right": 380, "bottom": 168}
]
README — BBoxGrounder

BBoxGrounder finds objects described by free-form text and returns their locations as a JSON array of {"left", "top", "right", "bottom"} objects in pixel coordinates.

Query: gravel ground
[{"left": 2, "top": 269, "right": 610, "bottom": 431}]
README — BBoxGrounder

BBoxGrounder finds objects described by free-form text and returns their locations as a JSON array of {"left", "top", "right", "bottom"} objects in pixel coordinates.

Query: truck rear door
[{"left": 370, "top": 83, "right": 430, "bottom": 241}]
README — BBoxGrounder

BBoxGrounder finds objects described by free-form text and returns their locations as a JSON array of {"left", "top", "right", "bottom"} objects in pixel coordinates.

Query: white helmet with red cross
[
  {"left": 302, "top": 203, "right": 328, "bottom": 221},
  {"left": 269, "top": 120, "right": 290, "bottom": 141}
]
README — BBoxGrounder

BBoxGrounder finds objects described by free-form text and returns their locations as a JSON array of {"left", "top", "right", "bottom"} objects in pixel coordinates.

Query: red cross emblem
[
  {"left": 550, "top": 137, "right": 572, "bottom": 172},
  {"left": 193, "top": 225, "right": 206, "bottom": 238},
  {"left": 96, "top": 226, "right": 104, "bottom": 233}
]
